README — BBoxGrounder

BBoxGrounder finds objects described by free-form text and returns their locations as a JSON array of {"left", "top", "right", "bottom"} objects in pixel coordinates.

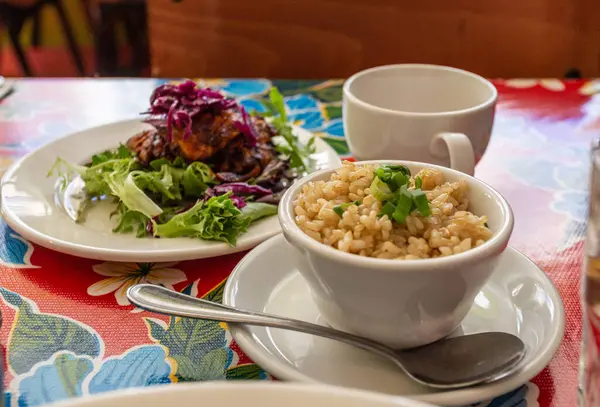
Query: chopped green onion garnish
[
  {"left": 391, "top": 172, "right": 409, "bottom": 190},
  {"left": 374, "top": 165, "right": 411, "bottom": 185},
  {"left": 415, "top": 176, "right": 423, "bottom": 189},
  {"left": 411, "top": 189, "right": 431, "bottom": 217},
  {"left": 484, "top": 222, "right": 489, "bottom": 228},
  {"left": 386, "top": 165, "right": 411, "bottom": 176},
  {"left": 374, "top": 166, "right": 393, "bottom": 184},
  {"left": 379, "top": 201, "right": 396, "bottom": 218},
  {"left": 392, "top": 187, "right": 414, "bottom": 224},
  {"left": 370, "top": 177, "right": 394, "bottom": 201},
  {"left": 333, "top": 201, "right": 360, "bottom": 217},
  {"left": 372, "top": 165, "right": 431, "bottom": 224}
]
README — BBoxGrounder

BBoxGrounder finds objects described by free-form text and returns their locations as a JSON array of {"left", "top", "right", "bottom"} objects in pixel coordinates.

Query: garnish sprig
[
  {"left": 370, "top": 165, "right": 432, "bottom": 224},
  {"left": 265, "top": 87, "right": 316, "bottom": 172}
]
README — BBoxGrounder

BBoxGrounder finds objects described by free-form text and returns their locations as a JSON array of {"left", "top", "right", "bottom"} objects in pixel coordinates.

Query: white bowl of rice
[{"left": 278, "top": 160, "right": 513, "bottom": 348}]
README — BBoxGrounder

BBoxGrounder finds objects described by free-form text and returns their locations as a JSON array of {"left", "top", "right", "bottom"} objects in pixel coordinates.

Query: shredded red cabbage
[
  {"left": 213, "top": 182, "right": 272, "bottom": 197},
  {"left": 144, "top": 80, "right": 258, "bottom": 146},
  {"left": 229, "top": 195, "right": 247, "bottom": 208},
  {"left": 233, "top": 106, "right": 258, "bottom": 147}
]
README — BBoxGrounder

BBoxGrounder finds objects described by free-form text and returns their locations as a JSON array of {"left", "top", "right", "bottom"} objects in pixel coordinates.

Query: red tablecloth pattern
[{"left": 0, "top": 78, "right": 595, "bottom": 407}]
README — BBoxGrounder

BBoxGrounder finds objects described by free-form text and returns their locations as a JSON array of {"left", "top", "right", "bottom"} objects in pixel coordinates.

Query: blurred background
[{"left": 0, "top": 0, "right": 599, "bottom": 78}]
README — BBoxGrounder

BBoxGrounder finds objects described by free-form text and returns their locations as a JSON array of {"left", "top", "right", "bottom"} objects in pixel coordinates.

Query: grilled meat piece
[
  {"left": 126, "top": 128, "right": 173, "bottom": 165},
  {"left": 170, "top": 111, "right": 278, "bottom": 162},
  {"left": 128, "top": 108, "right": 283, "bottom": 183},
  {"left": 169, "top": 110, "right": 241, "bottom": 162}
]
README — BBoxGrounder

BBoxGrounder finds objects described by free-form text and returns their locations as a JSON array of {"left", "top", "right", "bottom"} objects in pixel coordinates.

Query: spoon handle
[{"left": 127, "top": 284, "right": 398, "bottom": 362}]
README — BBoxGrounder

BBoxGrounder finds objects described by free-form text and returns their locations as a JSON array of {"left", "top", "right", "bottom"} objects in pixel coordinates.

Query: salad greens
[
  {"left": 152, "top": 193, "right": 251, "bottom": 245},
  {"left": 48, "top": 85, "right": 314, "bottom": 246},
  {"left": 369, "top": 165, "right": 432, "bottom": 224},
  {"left": 49, "top": 147, "right": 279, "bottom": 246},
  {"left": 240, "top": 202, "right": 279, "bottom": 221},
  {"left": 264, "top": 87, "right": 316, "bottom": 172}
]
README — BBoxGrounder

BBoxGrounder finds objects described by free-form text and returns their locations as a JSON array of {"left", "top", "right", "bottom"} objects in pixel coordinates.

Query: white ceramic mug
[{"left": 342, "top": 64, "right": 497, "bottom": 175}]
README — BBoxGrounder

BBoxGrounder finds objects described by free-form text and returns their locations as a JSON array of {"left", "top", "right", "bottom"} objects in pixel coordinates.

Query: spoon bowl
[{"left": 127, "top": 284, "right": 525, "bottom": 389}]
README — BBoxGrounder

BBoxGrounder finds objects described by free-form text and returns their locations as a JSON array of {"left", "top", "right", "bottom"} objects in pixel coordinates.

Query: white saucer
[
  {"left": 224, "top": 235, "right": 565, "bottom": 407},
  {"left": 0, "top": 119, "right": 341, "bottom": 262}
]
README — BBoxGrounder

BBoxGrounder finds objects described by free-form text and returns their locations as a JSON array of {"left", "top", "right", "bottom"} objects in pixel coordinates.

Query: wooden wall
[{"left": 146, "top": 0, "right": 600, "bottom": 78}]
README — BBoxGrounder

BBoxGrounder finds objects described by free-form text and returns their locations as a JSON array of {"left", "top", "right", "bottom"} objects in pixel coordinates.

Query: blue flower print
[
  {"left": 505, "top": 158, "right": 563, "bottom": 191},
  {"left": 15, "top": 353, "right": 94, "bottom": 407},
  {"left": 213, "top": 79, "right": 272, "bottom": 98},
  {"left": 288, "top": 111, "right": 325, "bottom": 131},
  {"left": 88, "top": 345, "right": 173, "bottom": 394},
  {"left": 12, "top": 346, "right": 174, "bottom": 407},
  {"left": 0, "top": 221, "right": 38, "bottom": 269},
  {"left": 503, "top": 141, "right": 590, "bottom": 248},
  {"left": 238, "top": 98, "right": 267, "bottom": 114},
  {"left": 321, "top": 119, "right": 344, "bottom": 138},
  {"left": 285, "top": 94, "right": 319, "bottom": 111},
  {"left": 554, "top": 164, "right": 588, "bottom": 191},
  {"left": 470, "top": 383, "right": 538, "bottom": 406},
  {"left": 553, "top": 190, "right": 588, "bottom": 223}
]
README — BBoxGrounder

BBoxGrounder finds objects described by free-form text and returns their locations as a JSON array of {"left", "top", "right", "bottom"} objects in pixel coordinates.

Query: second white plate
[
  {"left": 224, "top": 235, "right": 565, "bottom": 407},
  {"left": 0, "top": 119, "right": 341, "bottom": 262}
]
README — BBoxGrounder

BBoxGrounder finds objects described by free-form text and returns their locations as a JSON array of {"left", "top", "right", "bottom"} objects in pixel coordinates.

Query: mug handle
[{"left": 429, "top": 132, "right": 475, "bottom": 176}]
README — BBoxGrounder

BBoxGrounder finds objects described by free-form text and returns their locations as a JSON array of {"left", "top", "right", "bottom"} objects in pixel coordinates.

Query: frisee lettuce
[
  {"left": 110, "top": 200, "right": 278, "bottom": 245},
  {"left": 49, "top": 151, "right": 216, "bottom": 220},
  {"left": 152, "top": 192, "right": 251, "bottom": 246},
  {"left": 111, "top": 202, "right": 148, "bottom": 237},
  {"left": 50, "top": 146, "right": 278, "bottom": 245},
  {"left": 104, "top": 169, "right": 163, "bottom": 218}
]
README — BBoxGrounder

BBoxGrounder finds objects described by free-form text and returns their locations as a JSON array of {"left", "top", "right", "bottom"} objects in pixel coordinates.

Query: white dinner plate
[
  {"left": 0, "top": 119, "right": 341, "bottom": 262},
  {"left": 53, "top": 382, "right": 437, "bottom": 407},
  {"left": 223, "top": 235, "right": 565, "bottom": 407}
]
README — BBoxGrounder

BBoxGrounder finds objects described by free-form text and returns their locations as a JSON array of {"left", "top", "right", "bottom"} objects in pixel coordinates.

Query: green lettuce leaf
[
  {"left": 90, "top": 144, "right": 133, "bottom": 166},
  {"left": 182, "top": 162, "right": 216, "bottom": 197},
  {"left": 111, "top": 202, "right": 149, "bottom": 237},
  {"left": 152, "top": 193, "right": 251, "bottom": 246},
  {"left": 49, "top": 147, "right": 217, "bottom": 221},
  {"left": 241, "top": 202, "right": 278, "bottom": 222},
  {"left": 104, "top": 169, "right": 164, "bottom": 218},
  {"left": 81, "top": 157, "right": 139, "bottom": 197},
  {"left": 129, "top": 166, "right": 182, "bottom": 203}
]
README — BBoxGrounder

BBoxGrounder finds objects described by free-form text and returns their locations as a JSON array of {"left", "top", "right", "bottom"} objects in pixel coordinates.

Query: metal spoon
[{"left": 127, "top": 284, "right": 525, "bottom": 389}]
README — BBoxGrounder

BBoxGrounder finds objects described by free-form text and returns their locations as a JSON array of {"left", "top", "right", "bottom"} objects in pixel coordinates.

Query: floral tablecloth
[{"left": 0, "top": 78, "right": 594, "bottom": 407}]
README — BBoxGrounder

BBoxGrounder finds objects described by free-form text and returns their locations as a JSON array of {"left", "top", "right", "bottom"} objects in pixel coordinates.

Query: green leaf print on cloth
[
  {"left": 226, "top": 364, "right": 269, "bottom": 380},
  {"left": 0, "top": 288, "right": 102, "bottom": 375},
  {"left": 144, "top": 280, "right": 234, "bottom": 381}
]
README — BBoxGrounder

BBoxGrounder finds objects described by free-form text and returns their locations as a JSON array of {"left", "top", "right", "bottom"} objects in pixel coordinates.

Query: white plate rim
[
  {"left": 224, "top": 235, "right": 566, "bottom": 406},
  {"left": 51, "top": 381, "right": 435, "bottom": 407},
  {"left": 0, "top": 119, "right": 341, "bottom": 262}
]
